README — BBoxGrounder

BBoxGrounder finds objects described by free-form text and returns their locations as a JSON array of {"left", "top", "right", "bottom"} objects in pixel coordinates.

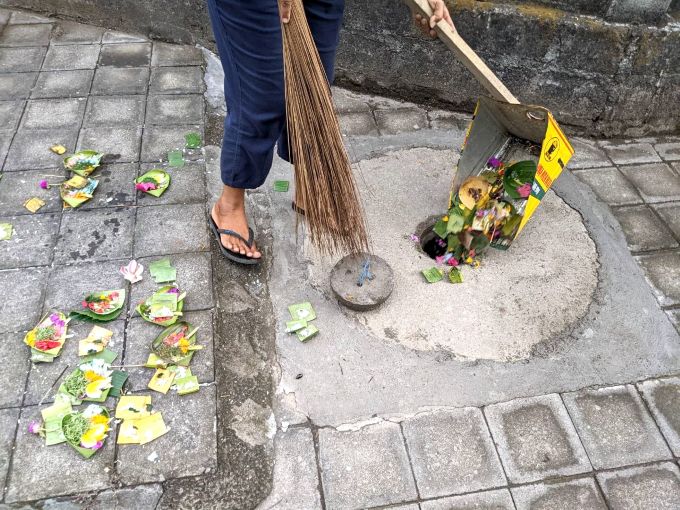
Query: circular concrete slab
[
  {"left": 330, "top": 253, "right": 394, "bottom": 311},
  {"left": 308, "top": 148, "right": 598, "bottom": 361}
]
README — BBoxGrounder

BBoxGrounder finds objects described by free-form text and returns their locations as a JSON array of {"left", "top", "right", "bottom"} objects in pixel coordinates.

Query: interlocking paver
[
  {"left": 141, "top": 124, "right": 203, "bottom": 162},
  {"left": 0, "top": 212, "right": 60, "bottom": 269},
  {"left": 91, "top": 66, "right": 149, "bottom": 95},
  {"left": 653, "top": 203, "right": 680, "bottom": 239},
  {"left": 9, "top": 11, "right": 52, "bottom": 24},
  {"left": 0, "top": 168, "right": 67, "bottom": 216},
  {"left": 23, "top": 319, "right": 126, "bottom": 406},
  {"left": 0, "top": 100, "right": 25, "bottom": 130},
  {"left": 101, "top": 30, "right": 148, "bottom": 44},
  {"left": 401, "top": 408, "right": 506, "bottom": 498},
  {"left": 569, "top": 137, "right": 613, "bottom": 169},
  {"left": 0, "top": 331, "right": 31, "bottom": 407},
  {"left": 612, "top": 205, "right": 678, "bottom": 252},
  {"left": 562, "top": 385, "right": 671, "bottom": 469},
  {"left": 20, "top": 97, "right": 87, "bottom": 129},
  {"left": 655, "top": 142, "right": 680, "bottom": 162},
  {"left": 54, "top": 207, "right": 135, "bottom": 264},
  {"left": 0, "top": 267, "right": 48, "bottom": 333},
  {"left": 597, "top": 462, "right": 680, "bottom": 510},
  {"left": 0, "top": 408, "right": 19, "bottom": 490},
  {"left": 0, "top": 46, "right": 46, "bottom": 72},
  {"left": 89, "top": 484, "right": 163, "bottom": 509},
  {"left": 318, "top": 421, "right": 418, "bottom": 510},
  {"left": 99, "top": 42, "right": 151, "bottom": 67},
  {"left": 151, "top": 42, "right": 203, "bottom": 67},
  {"left": 0, "top": 72, "right": 38, "bottom": 100},
  {"left": 51, "top": 20, "right": 104, "bottom": 45},
  {"left": 149, "top": 66, "right": 204, "bottom": 95},
  {"left": 602, "top": 142, "right": 662, "bottom": 165},
  {"left": 31, "top": 69, "right": 94, "bottom": 98},
  {"left": 137, "top": 162, "right": 206, "bottom": 206},
  {"left": 484, "top": 394, "right": 591, "bottom": 484},
  {"left": 128, "top": 252, "right": 214, "bottom": 311},
  {"left": 0, "top": 129, "right": 11, "bottom": 169},
  {"left": 116, "top": 385, "right": 217, "bottom": 485},
  {"left": 511, "top": 477, "right": 607, "bottom": 510},
  {"left": 145, "top": 94, "right": 204, "bottom": 125},
  {"left": 619, "top": 162, "right": 680, "bottom": 203},
  {"left": 638, "top": 377, "right": 680, "bottom": 456},
  {"left": 428, "top": 109, "right": 472, "bottom": 131},
  {"left": 636, "top": 251, "right": 680, "bottom": 306},
  {"left": 331, "top": 86, "right": 371, "bottom": 114},
  {"left": 572, "top": 167, "right": 642, "bottom": 206},
  {"left": 375, "top": 108, "right": 428, "bottom": 135},
  {"left": 80, "top": 163, "right": 138, "bottom": 209},
  {"left": 419, "top": 489, "right": 514, "bottom": 510},
  {"left": 0, "top": 23, "right": 52, "bottom": 47},
  {"left": 5, "top": 128, "right": 78, "bottom": 171},
  {"left": 5, "top": 405, "right": 116, "bottom": 503},
  {"left": 134, "top": 204, "right": 210, "bottom": 257},
  {"left": 338, "top": 111, "right": 379, "bottom": 136},
  {"left": 123, "top": 310, "right": 214, "bottom": 392},
  {"left": 83, "top": 95, "right": 145, "bottom": 126},
  {"left": 42, "top": 43, "right": 100, "bottom": 71},
  {"left": 77, "top": 126, "right": 142, "bottom": 162}
]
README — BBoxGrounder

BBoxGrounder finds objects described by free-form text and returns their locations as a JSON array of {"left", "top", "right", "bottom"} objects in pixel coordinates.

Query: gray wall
[{"left": 4, "top": 0, "right": 679, "bottom": 136}]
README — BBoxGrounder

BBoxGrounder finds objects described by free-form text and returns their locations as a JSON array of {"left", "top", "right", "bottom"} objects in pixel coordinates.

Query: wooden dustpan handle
[{"left": 403, "top": 0, "right": 520, "bottom": 105}]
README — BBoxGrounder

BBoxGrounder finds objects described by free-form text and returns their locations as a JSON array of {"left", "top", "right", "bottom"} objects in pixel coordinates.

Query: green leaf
[
  {"left": 503, "top": 161, "right": 537, "bottom": 200},
  {"left": 70, "top": 307, "right": 124, "bottom": 323},
  {"left": 501, "top": 214, "right": 523, "bottom": 237},
  {"left": 185, "top": 132, "right": 202, "bottom": 149},
  {"left": 446, "top": 209, "right": 465, "bottom": 234},
  {"left": 432, "top": 219, "right": 448, "bottom": 239},
  {"left": 447, "top": 234, "right": 461, "bottom": 252},
  {"left": 422, "top": 267, "right": 443, "bottom": 283},
  {"left": 448, "top": 267, "right": 463, "bottom": 284},
  {"left": 168, "top": 150, "right": 185, "bottom": 168}
]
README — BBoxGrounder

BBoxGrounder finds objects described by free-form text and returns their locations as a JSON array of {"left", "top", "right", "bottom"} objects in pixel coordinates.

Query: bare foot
[{"left": 211, "top": 186, "right": 261, "bottom": 260}]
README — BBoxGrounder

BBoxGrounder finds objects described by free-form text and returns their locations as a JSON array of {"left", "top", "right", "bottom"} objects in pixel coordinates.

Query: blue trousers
[{"left": 206, "top": 0, "right": 345, "bottom": 189}]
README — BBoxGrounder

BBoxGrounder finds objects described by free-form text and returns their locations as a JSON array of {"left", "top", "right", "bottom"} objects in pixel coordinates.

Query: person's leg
[
  {"left": 276, "top": 0, "right": 346, "bottom": 163},
  {"left": 207, "top": 0, "right": 286, "bottom": 259}
]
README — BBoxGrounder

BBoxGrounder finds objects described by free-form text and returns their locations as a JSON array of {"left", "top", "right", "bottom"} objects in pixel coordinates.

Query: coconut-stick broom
[{"left": 281, "top": 0, "right": 369, "bottom": 256}]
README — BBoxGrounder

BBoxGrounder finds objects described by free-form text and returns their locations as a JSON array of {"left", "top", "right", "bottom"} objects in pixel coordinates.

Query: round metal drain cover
[{"left": 330, "top": 253, "right": 394, "bottom": 311}]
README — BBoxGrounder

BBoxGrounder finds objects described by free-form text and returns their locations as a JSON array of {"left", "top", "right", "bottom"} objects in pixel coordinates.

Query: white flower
[
  {"left": 82, "top": 404, "right": 104, "bottom": 418},
  {"left": 120, "top": 260, "right": 144, "bottom": 283}
]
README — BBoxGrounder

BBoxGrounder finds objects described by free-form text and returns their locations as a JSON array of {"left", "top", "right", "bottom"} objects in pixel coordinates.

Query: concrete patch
[
  {"left": 596, "top": 462, "right": 680, "bottom": 510},
  {"left": 307, "top": 148, "right": 598, "bottom": 361}
]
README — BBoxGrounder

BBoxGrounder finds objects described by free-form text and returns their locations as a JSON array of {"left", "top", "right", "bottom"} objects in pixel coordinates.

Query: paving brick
[
  {"left": 23, "top": 319, "right": 126, "bottom": 406},
  {"left": 572, "top": 167, "right": 642, "bottom": 206},
  {"left": 99, "top": 42, "right": 151, "bottom": 67},
  {"left": 80, "top": 163, "right": 138, "bottom": 210},
  {"left": 318, "top": 421, "right": 418, "bottom": 509},
  {"left": 0, "top": 8, "right": 9, "bottom": 25},
  {"left": 612, "top": 205, "right": 678, "bottom": 252},
  {"left": 654, "top": 202, "right": 680, "bottom": 239},
  {"left": 117, "top": 385, "right": 217, "bottom": 484},
  {"left": 9, "top": 11, "right": 52, "bottom": 24},
  {"left": 484, "top": 394, "right": 591, "bottom": 484},
  {"left": 655, "top": 142, "right": 680, "bottom": 162},
  {"left": 149, "top": 66, "right": 204, "bottom": 95},
  {"left": 0, "top": 46, "right": 46, "bottom": 72},
  {"left": 401, "top": 408, "right": 506, "bottom": 498},
  {"left": 636, "top": 251, "right": 680, "bottom": 306},
  {"left": 89, "top": 484, "right": 163, "bottom": 510},
  {"left": 562, "top": 385, "right": 671, "bottom": 469},
  {"left": 375, "top": 108, "right": 428, "bottom": 135},
  {"left": 43, "top": 259, "right": 127, "bottom": 314},
  {"left": 134, "top": 203, "right": 210, "bottom": 258},
  {"left": 128, "top": 251, "right": 213, "bottom": 312},
  {"left": 0, "top": 23, "right": 52, "bottom": 47},
  {"left": 420, "top": 489, "right": 515, "bottom": 510},
  {"left": 619, "top": 163, "right": 680, "bottom": 203},
  {"left": 0, "top": 100, "right": 25, "bottom": 130},
  {"left": 0, "top": 168, "right": 67, "bottom": 216},
  {"left": 145, "top": 94, "right": 204, "bottom": 125},
  {"left": 91, "top": 66, "right": 149, "bottom": 95},
  {"left": 137, "top": 162, "right": 206, "bottom": 206},
  {"left": 31, "top": 69, "right": 94, "bottom": 98},
  {"left": 141, "top": 125, "right": 203, "bottom": 162},
  {"left": 0, "top": 330, "right": 31, "bottom": 407},
  {"left": 511, "top": 477, "right": 607, "bottom": 510},
  {"left": 123, "top": 309, "right": 214, "bottom": 392},
  {"left": 20, "top": 97, "right": 86, "bottom": 129},
  {"left": 51, "top": 20, "right": 104, "bottom": 45},
  {"left": 77, "top": 126, "right": 142, "bottom": 162},
  {"left": 5, "top": 128, "right": 78, "bottom": 171},
  {"left": 428, "top": 109, "right": 472, "bottom": 131},
  {"left": 0, "top": 72, "right": 38, "bottom": 100},
  {"left": 5, "top": 405, "right": 115, "bottom": 503},
  {"left": 638, "top": 377, "right": 680, "bottom": 456},
  {"left": 54, "top": 207, "right": 135, "bottom": 264},
  {"left": 339, "top": 111, "right": 379, "bottom": 136},
  {"left": 331, "top": 86, "right": 371, "bottom": 114},
  {"left": 597, "top": 462, "right": 680, "bottom": 510},
  {"left": 151, "top": 42, "right": 203, "bottom": 67},
  {"left": 0, "top": 129, "right": 10, "bottom": 168},
  {"left": 0, "top": 212, "right": 60, "bottom": 269},
  {"left": 42, "top": 43, "right": 100, "bottom": 71},
  {"left": 0, "top": 408, "right": 19, "bottom": 490},
  {"left": 83, "top": 95, "right": 145, "bottom": 126},
  {"left": 602, "top": 142, "right": 662, "bottom": 165},
  {"left": 258, "top": 427, "right": 321, "bottom": 510},
  {"left": 101, "top": 30, "right": 148, "bottom": 44},
  {"left": 569, "top": 137, "right": 613, "bottom": 169},
  {"left": 0, "top": 267, "right": 48, "bottom": 333}
]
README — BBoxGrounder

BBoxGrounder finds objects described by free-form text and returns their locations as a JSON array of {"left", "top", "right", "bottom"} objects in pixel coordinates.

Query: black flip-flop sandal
[{"left": 209, "top": 215, "right": 261, "bottom": 266}]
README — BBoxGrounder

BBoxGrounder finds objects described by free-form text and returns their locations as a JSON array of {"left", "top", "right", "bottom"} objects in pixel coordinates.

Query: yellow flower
[
  {"left": 85, "top": 378, "right": 111, "bottom": 399},
  {"left": 179, "top": 338, "right": 190, "bottom": 354},
  {"left": 80, "top": 424, "right": 108, "bottom": 448},
  {"left": 83, "top": 370, "right": 104, "bottom": 382},
  {"left": 443, "top": 216, "right": 449, "bottom": 222},
  {"left": 25, "top": 330, "right": 36, "bottom": 347},
  {"left": 91, "top": 414, "right": 109, "bottom": 427}
]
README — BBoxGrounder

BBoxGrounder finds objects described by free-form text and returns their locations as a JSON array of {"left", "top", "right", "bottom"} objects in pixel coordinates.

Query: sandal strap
[{"left": 215, "top": 227, "right": 254, "bottom": 248}]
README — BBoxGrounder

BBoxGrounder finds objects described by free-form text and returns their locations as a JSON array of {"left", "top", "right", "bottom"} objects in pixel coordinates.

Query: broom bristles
[{"left": 282, "top": 0, "right": 369, "bottom": 256}]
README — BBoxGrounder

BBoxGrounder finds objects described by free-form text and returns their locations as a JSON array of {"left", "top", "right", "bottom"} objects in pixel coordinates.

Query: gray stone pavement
[{"left": 3, "top": 6, "right": 680, "bottom": 510}]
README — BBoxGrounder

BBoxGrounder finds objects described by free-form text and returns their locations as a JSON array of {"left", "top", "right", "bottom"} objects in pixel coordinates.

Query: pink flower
[
  {"left": 517, "top": 183, "right": 532, "bottom": 198},
  {"left": 120, "top": 260, "right": 144, "bottom": 283},
  {"left": 39, "top": 180, "right": 48, "bottom": 189},
  {"left": 135, "top": 182, "right": 157, "bottom": 192},
  {"left": 409, "top": 234, "right": 420, "bottom": 243},
  {"left": 92, "top": 441, "right": 104, "bottom": 450},
  {"left": 28, "top": 421, "right": 41, "bottom": 434},
  {"left": 447, "top": 257, "right": 459, "bottom": 267},
  {"left": 82, "top": 300, "right": 89, "bottom": 308},
  {"left": 167, "top": 287, "right": 180, "bottom": 294},
  {"left": 435, "top": 255, "right": 445, "bottom": 265}
]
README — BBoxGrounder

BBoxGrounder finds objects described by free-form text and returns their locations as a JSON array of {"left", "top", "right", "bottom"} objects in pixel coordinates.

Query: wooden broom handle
[{"left": 403, "top": 0, "right": 519, "bottom": 104}]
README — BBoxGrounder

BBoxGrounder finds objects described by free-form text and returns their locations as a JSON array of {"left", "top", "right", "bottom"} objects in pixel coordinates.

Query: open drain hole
[{"left": 420, "top": 223, "right": 447, "bottom": 260}]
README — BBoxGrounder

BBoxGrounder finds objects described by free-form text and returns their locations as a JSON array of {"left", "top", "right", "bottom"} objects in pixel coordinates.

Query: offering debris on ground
[
  {"left": 50, "top": 144, "right": 67, "bottom": 155},
  {"left": 64, "top": 150, "right": 104, "bottom": 177},
  {"left": 286, "top": 302, "right": 319, "bottom": 342},
  {"left": 24, "top": 312, "right": 70, "bottom": 363},
  {"left": 167, "top": 150, "right": 185, "bottom": 168},
  {"left": 70, "top": 289, "right": 126, "bottom": 322},
  {"left": 24, "top": 197, "right": 45, "bottom": 213},
  {"left": 120, "top": 260, "right": 144, "bottom": 283},
  {"left": 274, "top": 180, "right": 289, "bottom": 192},
  {"left": 137, "top": 285, "right": 185, "bottom": 326},
  {"left": 135, "top": 169, "right": 170, "bottom": 197},
  {"left": 149, "top": 258, "right": 176, "bottom": 283},
  {"left": 0, "top": 223, "right": 13, "bottom": 241},
  {"left": 60, "top": 175, "right": 98, "bottom": 209},
  {"left": 62, "top": 404, "right": 111, "bottom": 458},
  {"left": 78, "top": 326, "right": 114, "bottom": 356},
  {"left": 185, "top": 132, "right": 202, "bottom": 149}
]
